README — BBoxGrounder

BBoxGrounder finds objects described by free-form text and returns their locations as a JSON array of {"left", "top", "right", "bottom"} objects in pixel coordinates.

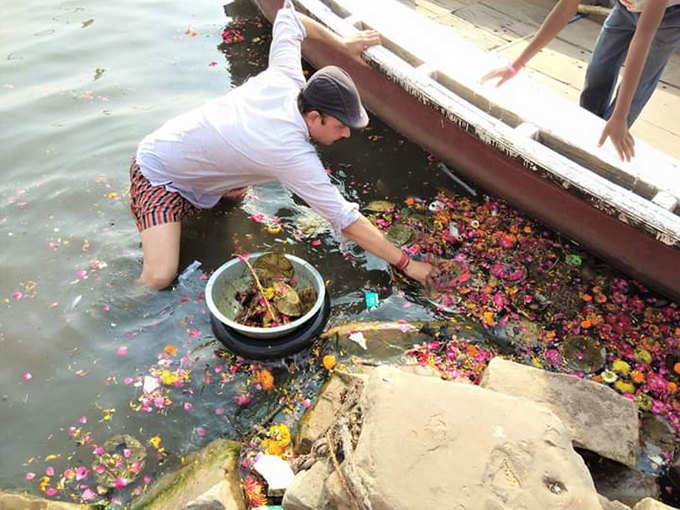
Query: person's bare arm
[
  {"left": 482, "top": 0, "right": 580, "bottom": 85},
  {"left": 598, "top": 0, "right": 666, "bottom": 161},
  {"left": 342, "top": 215, "right": 434, "bottom": 285},
  {"left": 297, "top": 12, "right": 381, "bottom": 62}
]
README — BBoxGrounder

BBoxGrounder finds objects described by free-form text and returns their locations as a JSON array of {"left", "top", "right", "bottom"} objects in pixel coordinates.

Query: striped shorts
[{"left": 128, "top": 159, "right": 198, "bottom": 232}]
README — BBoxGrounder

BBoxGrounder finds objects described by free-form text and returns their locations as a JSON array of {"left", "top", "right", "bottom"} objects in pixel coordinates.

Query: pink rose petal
[
  {"left": 75, "top": 466, "right": 89, "bottom": 481},
  {"left": 78, "top": 415, "right": 87, "bottom": 424},
  {"left": 25, "top": 472, "right": 36, "bottom": 481},
  {"left": 117, "top": 346, "right": 128, "bottom": 356},
  {"left": 114, "top": 478, "right": 128, "bottom": 489},
  {"left": 23, "top": 372, "right": 32, "bottom": 381}
]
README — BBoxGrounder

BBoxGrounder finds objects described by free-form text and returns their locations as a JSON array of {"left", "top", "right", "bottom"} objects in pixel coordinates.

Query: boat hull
[{"left": 253, "top": 0, "right": 680, "bottom": 301}]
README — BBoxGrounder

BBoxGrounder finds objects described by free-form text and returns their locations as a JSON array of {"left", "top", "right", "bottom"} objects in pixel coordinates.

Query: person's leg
[
  {"left": 580, "top": 2, "right": 636, "bottom": 118},
  {"left": 139, "top": 222, "right": 182, "bottom": 289},
  {"left": 606, "top": 6, "right": 680, "bottom": 124},
  {"left": 128, "top": 159, "right": 198, "bottom": 290}
]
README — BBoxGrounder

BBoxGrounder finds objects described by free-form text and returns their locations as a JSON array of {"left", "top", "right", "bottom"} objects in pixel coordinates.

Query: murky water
[
  {"left": 0, "top": 0, "right": 449, "bottom": 499},
  {"left": 3, "top": 0, "right": 680, "bottom": 507}
]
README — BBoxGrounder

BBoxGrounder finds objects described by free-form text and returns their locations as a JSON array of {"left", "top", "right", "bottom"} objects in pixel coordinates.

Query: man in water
[
  {"left": 129, "top": 1, "right": 435, "bottom": 289},
  {"left": 482, "top": 0, "right": 680, "bottom": 162}
]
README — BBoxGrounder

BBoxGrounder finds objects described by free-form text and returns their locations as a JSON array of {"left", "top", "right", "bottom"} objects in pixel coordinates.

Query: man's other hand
[
  {"left": 598, "top": 115, "right": 635, "bottom": 162},
  {"left": 343, "top": 30, "right": 381, "bottom": 62}
]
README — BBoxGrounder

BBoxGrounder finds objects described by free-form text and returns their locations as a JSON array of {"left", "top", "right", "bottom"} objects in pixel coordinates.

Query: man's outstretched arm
[
  {"left": 342, "top": 215, "right": 435, "bottom": 286},
  {"left": 297, "top": 11, "right": 381, "bottom": 62}
]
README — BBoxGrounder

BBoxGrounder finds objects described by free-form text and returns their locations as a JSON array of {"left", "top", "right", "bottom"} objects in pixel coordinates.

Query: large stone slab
[
  {"left": 0, "top": 492, "right": 88, "bottom": 510},
  {"left": 599, "top": 495, "right": 632, "bottom": 510},
  {"left": 481, "top": 357, "right": 639, "bottom": 466},
  {"left": 295, "top": 371, "right": 366, "bottom": 454},
  {"left": 633, "top": 498, "right": 679, "bottom": 509},
  {"left": 282, "top": 460, "right": 333, "bottom": 510},
  {"left": 289, "top": 365, "right": 604, "bottom": 509},
  {"left": 130, "top": 439, "right": 244, "bottom": 510}
]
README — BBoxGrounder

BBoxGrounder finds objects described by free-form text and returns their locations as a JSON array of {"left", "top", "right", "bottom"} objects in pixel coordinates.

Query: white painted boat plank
[{"left": 325, "top": 0, "right": 680, "bottom": 198}]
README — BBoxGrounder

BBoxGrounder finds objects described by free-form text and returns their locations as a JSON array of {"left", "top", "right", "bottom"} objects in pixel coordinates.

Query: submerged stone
[
  {"left": 364, "top": 200, "right": 395, "bottom": 212},
  {"left": 94, "top": 434, "right": 146, "bottom": 489},
  {"left": 385, "top": 223, "right": 413, "bottom": 247},
  {"left": 561, "top": 335, "right": 606, "bottom": 373}
]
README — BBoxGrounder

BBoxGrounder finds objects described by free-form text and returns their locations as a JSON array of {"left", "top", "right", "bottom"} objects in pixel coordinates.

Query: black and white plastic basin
[{"left": 205, "top": 252, "right": 326, "bottom": 340}]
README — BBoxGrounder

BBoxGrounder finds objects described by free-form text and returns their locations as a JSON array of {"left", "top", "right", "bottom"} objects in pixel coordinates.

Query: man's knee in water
[{"left": 140, "top": 267, "right": 177, "bottom": 290}]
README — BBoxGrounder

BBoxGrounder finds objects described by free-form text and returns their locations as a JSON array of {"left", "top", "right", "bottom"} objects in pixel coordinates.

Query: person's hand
[
  {"left": 403, "top": 260, "right": 439, "bottom": 287},
  {"left": 343, "top": 30, "right": 381, "bottom": 62},
  {"left": 481, "top": 64, "right": 520, "bottom": 87},
  {"left": 598, "top": 115, "right": 635, "bottom": 162}
]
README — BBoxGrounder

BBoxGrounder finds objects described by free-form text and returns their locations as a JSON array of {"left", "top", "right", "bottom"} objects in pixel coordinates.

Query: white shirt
[{"left": 135, "top": 3, "right": 360, "bottom": 234}]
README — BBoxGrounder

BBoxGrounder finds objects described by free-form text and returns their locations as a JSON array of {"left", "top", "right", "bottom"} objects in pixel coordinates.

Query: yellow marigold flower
[
  {"left": 482, "top": 311, "right": 496, "bottom": 327},
  {"left": 261, "top": 424, "right": 291, "bottom": 456},
  {"left": 614, "top": 380, "right": 635, "bottom": 394},
  {"left": 263, "top": 287, "right": 275, "bottom": 300},
  {"left": 266, "top": 224, "right": 283, "bottom": 235},
  {"left": 611, "top": 360, "right": 630, "bottom": 375},
  {"left": 634, "top": 349, "right": 652, "bottom": 364},
  {"left": 149, "top": 436, "right": 162, "bottom": 450},
  {"left": 322, "top": 355, "right": 337, "bottom": 371}
]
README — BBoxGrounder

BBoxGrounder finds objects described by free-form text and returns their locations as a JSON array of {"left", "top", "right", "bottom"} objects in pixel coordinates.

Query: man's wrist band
[{"left": 392, "top": 251, "right": 411, "bottom": 271}]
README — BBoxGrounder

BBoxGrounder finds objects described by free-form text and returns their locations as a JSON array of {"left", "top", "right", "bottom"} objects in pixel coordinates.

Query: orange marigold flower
[
  {"left": 163, "top": 344, "right": 178, "bottom": 357},
  {"left": 580, "top": 320, "right": 592, "bottom": 329},
  {"left": 322, "top": 355, "right": 337, "bottom": 371},
  {"left": 405, "top": 197, "right": 415, "bottom": 206},
  {"left": 243, "top": 476, "right": 267, "bottom": 507},
  {"left": 255, "top": 369, "right": 274, "bottom": 391},
  {"left": 466, "top": 344, "right": 479, "bottom": 357},
  {"left": 631, "top": 370, "right": 645, "bottom": 384},
  {"left": 581, "top": 294, "right": 592, "bottom": 302},
  {"left": 674, "top": 362, "right": 680, "bottom": 375},
  {"left": 668, "top": 382, "right": 678, "bottom": 394},
  {"left": 595, "top": 294, "right": 607, "bottom": 303}
]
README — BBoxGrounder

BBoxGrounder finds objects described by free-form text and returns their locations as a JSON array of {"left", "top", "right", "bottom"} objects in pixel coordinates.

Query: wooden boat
[{"left": 251, "top": 0, "right": 680, "bottom": 300}]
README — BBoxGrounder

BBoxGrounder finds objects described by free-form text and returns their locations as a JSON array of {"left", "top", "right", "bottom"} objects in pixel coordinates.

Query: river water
[
  {"left": 3, "top": 0, "right": 680, "bottom": 507},
  {"left": 0, "top": 0, "right": 451, "bottom": 500}
]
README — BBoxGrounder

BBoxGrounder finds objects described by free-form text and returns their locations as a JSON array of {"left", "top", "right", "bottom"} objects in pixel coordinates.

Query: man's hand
[
  {"left": 481, "top": 65, "right": 519, "bottom": 87},
  {"left": 403, "top": 260, "right": 438, "bottom": 287},
  {"left": 342, "top": 30, "right": 381, "bottom": 62},
  {"left": 598, "top": 115, "right": 635, "bottom": 162}
]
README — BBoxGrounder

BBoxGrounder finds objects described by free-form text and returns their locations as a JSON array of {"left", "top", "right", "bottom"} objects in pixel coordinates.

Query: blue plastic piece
[{"left": 365, "top": 291, "right": 379, "bottom": 309}]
